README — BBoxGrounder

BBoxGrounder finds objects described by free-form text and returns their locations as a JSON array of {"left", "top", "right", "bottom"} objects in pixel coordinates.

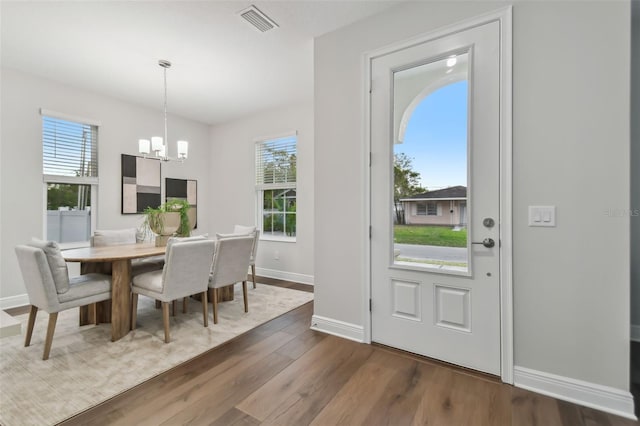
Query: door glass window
[{"left": 392, "top": 52, "right": 469, "bottom": 272}]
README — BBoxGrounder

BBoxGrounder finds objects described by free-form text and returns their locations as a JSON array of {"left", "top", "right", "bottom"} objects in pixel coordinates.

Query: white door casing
[{"left": 367, "top": 9, "right": 512, "bottom": 379}]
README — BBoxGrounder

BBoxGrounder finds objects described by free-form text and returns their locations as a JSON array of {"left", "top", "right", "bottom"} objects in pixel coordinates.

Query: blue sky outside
[{"left": 395, "top": 80, "right": 468, "bottom": 191}]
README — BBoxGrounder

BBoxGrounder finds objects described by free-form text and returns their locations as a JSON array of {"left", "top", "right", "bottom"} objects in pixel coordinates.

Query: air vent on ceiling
[{"left": 238, "top": 5, "right": 279, "bottom": 33}]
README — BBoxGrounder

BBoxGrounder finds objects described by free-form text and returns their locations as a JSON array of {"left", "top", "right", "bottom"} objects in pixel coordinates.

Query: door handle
[{"left": 472, "top": 238, "right": 495, "bottom": 248}]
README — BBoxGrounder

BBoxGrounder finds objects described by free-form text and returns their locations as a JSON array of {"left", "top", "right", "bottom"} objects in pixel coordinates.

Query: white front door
[{"left": 370, "top": 20, "right": 502, "bottom": 375}]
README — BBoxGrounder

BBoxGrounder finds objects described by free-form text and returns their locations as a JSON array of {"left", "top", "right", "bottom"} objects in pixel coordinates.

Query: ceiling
[{"left": 1, "top": 1, "right": 402, "bottom": 125}]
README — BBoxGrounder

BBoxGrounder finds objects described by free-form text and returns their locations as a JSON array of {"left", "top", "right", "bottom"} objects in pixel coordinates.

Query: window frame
[
  {"left": 41, "top": 110, "right": 100, "bottom": 248},
  {"left": 255, "top": 131, "right": 297, "bottom": 243}
]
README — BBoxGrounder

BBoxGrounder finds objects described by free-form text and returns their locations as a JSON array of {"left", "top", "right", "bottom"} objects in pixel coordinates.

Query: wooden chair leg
[
  {"left": 162, "top": 302, "right": 170, "bottom": 343},
  {"left": 131, "top": 293, "right": 138, "bottom": 330},
  {"left": 212, "top": 288, "right": 218, "bottom": 324},
  {"left": 43, "top": 312, "right": 58, "bottom": 360},
  {"left": 183, "top": 297, "right": 188, "bottom": 314},
  {"left": 251, "top": 264, "right": 256, "bottom": 289},
  {"left": 24, "top": 305, "right": 38, "bottom": 347},
  {"left": 242, "top": 281, "right": 249, "bottom": 313},
  {"left": 172, "top": 300, "right": 177, "bottom": 317},
  {"left": 202, "top": 291, "right": 208, "bottom": 328}
]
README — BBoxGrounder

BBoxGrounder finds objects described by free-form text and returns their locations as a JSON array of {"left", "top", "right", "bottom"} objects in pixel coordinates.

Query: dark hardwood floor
[
  {"left": 8, "top": 278, "right": 638, "bottom": 425},
  {"left": 632, "top": 341, "right": 640, "bottom": 419}
]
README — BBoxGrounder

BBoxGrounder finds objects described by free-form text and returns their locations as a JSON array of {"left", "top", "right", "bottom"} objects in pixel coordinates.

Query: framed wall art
[
  {"left": 121, "top": 154, "right": 161, "bottom": 214},
  {"left": 166, "top": 177, "right": 197, "bottom": 228}
]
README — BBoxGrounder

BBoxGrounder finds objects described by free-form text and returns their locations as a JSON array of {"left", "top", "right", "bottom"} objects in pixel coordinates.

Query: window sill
[
  {"left": 58, "top": 241, "right": 90, "bottom": 250},
  {"left": 260, "top": 235, "right": 296, "bottom": 243}
]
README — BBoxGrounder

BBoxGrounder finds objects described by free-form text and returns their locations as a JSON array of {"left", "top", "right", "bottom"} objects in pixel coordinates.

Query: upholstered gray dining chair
[
  {"left": 131, "top": 238, "right": 215, "bottom": 343},
  {"left": 92, "top": 228, "right": 164, "bottom": 276},
  {"left": 209, "top": 235, "right": 254, "bottom": 324},
  {"left": 160, "top": 234, "right": 208, "bottom": 315},
  {"left": 15, "top": 240, "right": 112, "bottom": 360},
  {"left": 233, "top": 225, "right": 260, "bottom": 289}
]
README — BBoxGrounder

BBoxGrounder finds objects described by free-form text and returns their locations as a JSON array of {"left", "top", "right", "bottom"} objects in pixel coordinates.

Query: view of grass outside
[{"left": 394, "top": 225, "right": 467, "bottom": 247}]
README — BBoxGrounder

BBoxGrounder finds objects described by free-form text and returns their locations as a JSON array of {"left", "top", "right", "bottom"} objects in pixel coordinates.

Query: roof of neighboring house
[{"left": 400, "top": 185, "right": 467, "bottom": 201}]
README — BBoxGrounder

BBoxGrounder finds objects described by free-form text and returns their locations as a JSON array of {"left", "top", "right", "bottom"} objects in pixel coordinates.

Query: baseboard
[
  {"left": 631, "top": 324, "right": 640, "bottom": 342},
  {"left": 514, "top": 366, "right": 636, "bottom": 420},
  {"left": 310, "top": 315, "right": 364, "bottom": 343},
  {"left": 255, "top": 267, "right": 314, "bottom": 285},
  {"left": 0, "top": 293, "right": 29, "bottom": 310}
]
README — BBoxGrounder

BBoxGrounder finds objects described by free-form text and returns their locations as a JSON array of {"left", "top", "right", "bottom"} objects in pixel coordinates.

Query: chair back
[
  {"left": 232, "top": 225, "right": 260, "bottom": 264},
  {"left": 210, "top": 236, "right": 254, "bottom": 289},
  {"left": 14, "top": 245, "right": 62, "bottom": 312},
  {"left": 162, "top": 239, "right": 215, "bottom": 301},
  {"left": 92, "top": 228, "right": 137, "bottom": 247},
  {"left": 249, "top": 230, "right": 260, "bottom": 264}
]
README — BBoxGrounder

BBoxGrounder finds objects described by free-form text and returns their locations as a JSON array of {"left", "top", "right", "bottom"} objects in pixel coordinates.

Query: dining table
[{"left": 62, "top": 242, "right": 166, "bottom": 341}]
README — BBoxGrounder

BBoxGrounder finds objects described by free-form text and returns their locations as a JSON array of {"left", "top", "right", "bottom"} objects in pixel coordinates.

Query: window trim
[{"left": 40, "top": 108, "right": 101, "bottom": 127}]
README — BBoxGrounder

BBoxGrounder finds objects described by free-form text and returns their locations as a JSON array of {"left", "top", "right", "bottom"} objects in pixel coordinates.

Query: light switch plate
[{"left": 528, "top": 206, "right": 556, "bottom": 227}]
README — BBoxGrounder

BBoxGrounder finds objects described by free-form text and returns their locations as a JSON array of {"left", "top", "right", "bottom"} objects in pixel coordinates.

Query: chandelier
[{"left": 138, "top": 60, "right": 188, "bottom": 162}]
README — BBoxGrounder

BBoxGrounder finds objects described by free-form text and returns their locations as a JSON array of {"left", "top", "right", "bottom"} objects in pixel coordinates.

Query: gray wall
[
  {"left": 0, "top": 68, "right": 211, "bottom": 305},
  {"left": 631, "top": 0, "right": 640, "bottom": 337},
  {"left": 314, "top": 0, "right": 630, "bottom": 391},
  {"left": 208, "top": 102, "right": 315, "bottom": 283}
]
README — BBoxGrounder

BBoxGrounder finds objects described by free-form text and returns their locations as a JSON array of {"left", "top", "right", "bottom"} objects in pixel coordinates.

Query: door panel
[{"left": 370, "top": 21, "right": 501, "bottom": 375}]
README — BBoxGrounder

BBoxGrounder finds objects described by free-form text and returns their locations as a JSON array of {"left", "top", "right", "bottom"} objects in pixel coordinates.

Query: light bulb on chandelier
[{"left": 138, "top": 60, "right": 188, "bottom": 162}]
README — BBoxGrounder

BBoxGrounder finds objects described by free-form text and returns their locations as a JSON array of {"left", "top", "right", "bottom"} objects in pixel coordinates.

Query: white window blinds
[
  {"left": 255, "top": 135, "right": 297, "bottom": 189},
  {"left": 43, "top": 116, "right": 98, "bottom": 179}
]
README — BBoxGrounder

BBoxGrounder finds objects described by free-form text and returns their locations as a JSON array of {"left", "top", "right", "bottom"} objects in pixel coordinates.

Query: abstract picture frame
[
  {"left": 121, "top": 154, "right": 161, "bottom": 214},
  {"left": 166, "top": 177, "right": 197, "bottom": 229}
]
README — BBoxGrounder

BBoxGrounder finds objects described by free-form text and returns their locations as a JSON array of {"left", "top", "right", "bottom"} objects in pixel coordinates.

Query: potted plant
[
  {"left": 164, "top": 199, "right": 192, "bottom": 237},
  {"left": 141, "top": 199, "right": 192, "bottom": 246}
]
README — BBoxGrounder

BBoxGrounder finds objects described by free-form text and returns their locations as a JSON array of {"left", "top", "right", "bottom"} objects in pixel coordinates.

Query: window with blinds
[
  {"left": 255, "top": 134, "right": 297, "bottom": 240},
  {"left": 42, "top": 113, "right": 99, "bottom": 244},
  {"left": 43, "top": 115, "right": 98, "bottom": 180},
  {"left": 255, "top": 135, "right": 296, "bottom": 189}
]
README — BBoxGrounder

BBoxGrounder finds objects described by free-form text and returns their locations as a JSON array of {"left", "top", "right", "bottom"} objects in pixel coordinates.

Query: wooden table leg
[
  {"left": 209, "top": 285, "right": 235, "bottom": 302},
  {"left": 110, "top": 259, "right": 132, "bottom": 341},
  {"left": 221, "top": 285, "right": 235, "bottom": 301}
]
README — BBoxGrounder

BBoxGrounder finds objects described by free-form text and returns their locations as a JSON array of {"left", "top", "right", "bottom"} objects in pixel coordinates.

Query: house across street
[{"left": 399, "top": 185, "right": 467, "bottom": 227}]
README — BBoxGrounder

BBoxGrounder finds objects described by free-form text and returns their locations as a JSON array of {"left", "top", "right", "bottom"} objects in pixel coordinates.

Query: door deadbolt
[
  {"left": 472, "top": 238, "right": 495, "bottom": 248},
  {"left": 483, "top": 217, "right": 495, "bottom": 228}
]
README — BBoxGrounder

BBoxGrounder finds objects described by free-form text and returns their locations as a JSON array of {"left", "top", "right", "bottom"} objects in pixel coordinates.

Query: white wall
[
  {"left": 208, "top": 102, "right": 314, "bottom": 284},
  {"left": 314, "top": 0, "right": 630, "bottom": 395},
  {"left": 0, "top": 68, "right": 211, "bottom": 305},
  {"left": 631, "top": 0, "right": 640, "bottom": 338}
]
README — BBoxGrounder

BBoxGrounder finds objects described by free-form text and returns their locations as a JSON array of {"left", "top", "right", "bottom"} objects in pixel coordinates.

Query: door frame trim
[{"left": 362, "top": 6, "right": 513, "bottom": 383}]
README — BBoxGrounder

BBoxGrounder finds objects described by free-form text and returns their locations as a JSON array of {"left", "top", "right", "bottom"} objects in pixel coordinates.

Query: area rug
[{"left": 0, "top": 284, "right": 313, "bottom": 426}]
